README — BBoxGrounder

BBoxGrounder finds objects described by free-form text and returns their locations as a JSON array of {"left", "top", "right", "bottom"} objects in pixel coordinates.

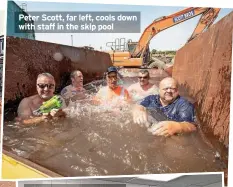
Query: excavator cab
[
  {"left": 127, "top": 40, "right": 137, "bottom": 54},
  {"left": 127, "top": 41, "right": 151, "bottom": 66},
  {"left": 106, "top": 37, "right": 154, "bottom": 67},
  {"left": 106, "top": 38, "right": 144, "bottom": 67}
]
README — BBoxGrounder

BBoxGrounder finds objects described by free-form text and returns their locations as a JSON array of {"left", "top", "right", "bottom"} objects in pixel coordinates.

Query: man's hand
[
  {"left": 132, "top": 105, "right": 149, "bottom": 127},
  {"left": 21, "top": 116, "right": 49, "bottom": 125},
  {"left": 49, "top": 109, "right": 66, "bottom": 118},
  {"left": 148, "top": 121, "right": 181, "bottom": 136},
  {"left": 42, "top": 113, "right": 51, "bottom": 121},
  {"left": 148, "top": 121, "right": 196, "bottom": 137}
]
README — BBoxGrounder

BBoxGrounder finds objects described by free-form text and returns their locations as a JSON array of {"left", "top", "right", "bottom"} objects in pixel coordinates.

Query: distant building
[{"left": 7, "top": 1, "right": 35, "bottom": 39}]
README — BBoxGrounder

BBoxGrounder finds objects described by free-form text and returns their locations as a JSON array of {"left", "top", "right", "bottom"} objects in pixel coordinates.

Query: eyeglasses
[
  {"left": 138, "top": 76, "right": 149, "bottom": 79},
  {"left": 37, "top": 83, "right": 55, "bottom": 89},
  {"left": 162, "top": 87, "right": 177, "bottom": 92}
]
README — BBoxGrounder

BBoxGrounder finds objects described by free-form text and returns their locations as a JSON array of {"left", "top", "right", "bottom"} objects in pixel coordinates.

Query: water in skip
[{"left": 3, "top": 75, "right": 225, "bottom": 176}]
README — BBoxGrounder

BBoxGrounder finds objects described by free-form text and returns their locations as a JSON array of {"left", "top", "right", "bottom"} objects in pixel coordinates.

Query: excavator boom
[
  {"left": 132, "top": 7, "right": 221, "bottom": 58},
  {"left": 187, "top": 8, "right": 220, "bottom": 42}
]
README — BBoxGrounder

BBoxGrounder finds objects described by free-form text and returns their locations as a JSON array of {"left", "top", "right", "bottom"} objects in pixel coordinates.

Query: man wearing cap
[
  {"left": 94, "top": 66, "right": 131, "bottom": 106},
  {"left": 128, "top": 69, "right": 159, "bottom": 102},
  {"left": 132, "top": 77, "right": 196, "bottom": 136},
  {"left": 17, "top": 73, "right": 66, "bottom": 125}
]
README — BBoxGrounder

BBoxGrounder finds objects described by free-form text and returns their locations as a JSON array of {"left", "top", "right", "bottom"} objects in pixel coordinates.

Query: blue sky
[{"left": 14, "top": 1, "right": 233, "bottom": 50}]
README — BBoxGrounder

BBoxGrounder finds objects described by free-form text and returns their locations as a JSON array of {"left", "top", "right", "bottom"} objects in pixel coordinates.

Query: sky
[
  {"left": 0, "top": 10, "right": 5, "bottom": 35},
  {"left": 0, "top": 0, "right": 6, "bottom": 35},
  {"left": 13, "top": 1, "right": 233, "bottom": 51},
  {"left": 0, "top": 0, "right": 6, "bottom": 10}
]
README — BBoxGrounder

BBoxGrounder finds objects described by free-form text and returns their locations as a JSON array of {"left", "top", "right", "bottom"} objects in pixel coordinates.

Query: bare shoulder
[
  {"left": 17, "top": 95, "right": 38, "bottom": 118},
  {"left": 150, "top": 83, "right": 158, "bottom": 89},
  {"left": 61, "top": 85, "right": 71, "bottom": 95},
  {"left": 18, "top": 95, "right": 39, "bottom": 109},
  {"left": 19, "top": 96, "right": 34, "bottom": 106}
]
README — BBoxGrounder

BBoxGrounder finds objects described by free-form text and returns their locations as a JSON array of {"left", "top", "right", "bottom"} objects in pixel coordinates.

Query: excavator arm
[
  {"left": 187, "top": 8, "right": 220, "bottom": 42},
  {"left": 132, "top": 7, "right": 221, "bottom": 58}
]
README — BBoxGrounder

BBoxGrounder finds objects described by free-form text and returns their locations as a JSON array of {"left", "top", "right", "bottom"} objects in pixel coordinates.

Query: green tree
[{"left": 151, "top": 49, "right": 157, "bottom": 54}]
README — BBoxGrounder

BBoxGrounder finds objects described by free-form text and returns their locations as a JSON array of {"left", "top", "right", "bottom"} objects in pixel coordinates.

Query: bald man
[{"left": 132, "top": 77, "right": 196, "bottom": 136}]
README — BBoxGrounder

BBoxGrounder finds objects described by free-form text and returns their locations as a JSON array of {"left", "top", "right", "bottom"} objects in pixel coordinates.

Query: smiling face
[
  {"left": 106, "top": 72, "right": 118, "bottom": 89},
  {"left": 71, "top": 71, "right": 83, "bottom": 88},
  {"left": 159, "top": 77, "right": 179, "bottom": 105},
  {"left": 36, "top": 75, "right": 55, "bottom": 100},
  {"left": 138, "top": 72, "right": 150, "bottom": 86}
]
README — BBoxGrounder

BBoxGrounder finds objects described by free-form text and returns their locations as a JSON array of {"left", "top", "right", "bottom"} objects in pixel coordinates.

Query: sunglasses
[
  {"left": 138, "top": 76, "right": 149, "bottom": 79},
  {"left": 37, "top": 83, "right": 55, "bottom": 89}
]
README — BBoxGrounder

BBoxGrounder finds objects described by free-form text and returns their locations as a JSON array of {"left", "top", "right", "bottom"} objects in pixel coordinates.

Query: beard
[{"left": 40, "top": 94, "right": 53, "bottom": 100}]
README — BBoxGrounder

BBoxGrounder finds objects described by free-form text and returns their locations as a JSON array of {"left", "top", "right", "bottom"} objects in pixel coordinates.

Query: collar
[{"left": 156, "top": 95, "right": 180, "bottom": 107}]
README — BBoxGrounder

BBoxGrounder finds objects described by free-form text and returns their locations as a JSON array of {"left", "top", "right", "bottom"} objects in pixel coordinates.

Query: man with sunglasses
[
  {"left": 94, "top": 66, "right": 131, "bottom": 106},
  {"left": 128, "top": 69, "right": 158, "bottom": 102},
  {"left": 17, "top": 73, "right": 66, "bottom": 125},
  {"left": 132, "top": 77, "right": 196, "bottom": 137}
]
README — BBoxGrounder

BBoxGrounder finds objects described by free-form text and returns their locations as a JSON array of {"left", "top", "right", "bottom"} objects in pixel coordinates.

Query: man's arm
[
  {"left": 132, "top": 96, "right": 152, "bottom": 125},
  {"left": 123, "top": 89, "right": 132, "bottom": 102},
  {"left": 179, "top": 121, "right": 197, "bottom": 132},
  {"left": 17, "top": 98, "right": 33, "bottom": 120},
  {"left": 148, "top": 101, "right": 196, "bottom": 136},
  {"left": 132, "top": 104, "right": 148, "bottom": 126},
  {"left": 92, "top": 89, "right": 102, "bottom": 105},
  {"left": 174, "top": 101, "right": 197, "bottom": 133},
  {"left": 148, "top": 121, "right": 196, "bottom": 137},
  {"left": 60, "top": 87, "right": 68, "bottom": 98},
  {"left": 17, "top": 98, "right": 47, "bottom": 125}
]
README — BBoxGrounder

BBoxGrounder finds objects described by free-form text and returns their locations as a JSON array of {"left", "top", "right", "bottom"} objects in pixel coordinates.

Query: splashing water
[{"left": 3, "top": 78, "right": 225, "bottom": 176}]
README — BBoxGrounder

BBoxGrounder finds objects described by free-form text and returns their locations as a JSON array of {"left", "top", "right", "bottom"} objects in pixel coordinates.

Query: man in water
[
  {"left": 132, "top": 77, "right": 196, "bottom": 136},
  {"left": 17, "top": 73, "right": 66, "bottom": 125},
  {"left": 127, "top": 69, "right": 158, "bottom": 102},
  {"left": 94, "top": 66, "right": 131, "bottom": 106},
  {"left": 61, "top": 70, "right": 87, "bottom": 104}
]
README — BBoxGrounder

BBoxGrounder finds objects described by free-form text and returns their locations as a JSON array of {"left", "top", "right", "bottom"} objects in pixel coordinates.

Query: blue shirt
[{"left": 140, "top": 95, "right": 195, "bottom": 123}]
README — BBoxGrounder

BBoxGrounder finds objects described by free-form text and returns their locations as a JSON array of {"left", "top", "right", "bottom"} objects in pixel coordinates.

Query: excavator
[{"left": 106, "top": 7, "right": 221, "bottom": 68}]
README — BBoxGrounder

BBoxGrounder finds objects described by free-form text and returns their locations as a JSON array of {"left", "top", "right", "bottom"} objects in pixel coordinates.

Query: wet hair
[
  {"left": 139, "top": 69, "right": 150, "bottom": 77},
  {"left": 70, "top": 70, "right": 82, "bottom": 79},
  {"left": 37, "top": 73, "right": 55, "bottom": 80}
]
